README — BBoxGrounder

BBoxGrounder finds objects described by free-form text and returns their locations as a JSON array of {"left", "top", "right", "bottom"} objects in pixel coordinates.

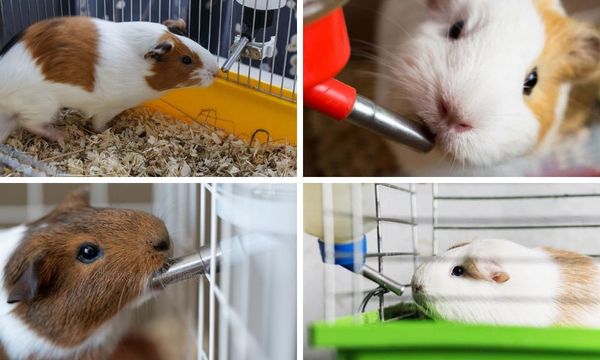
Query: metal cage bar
[
  {"left": 195, "top": 183, "right": 296, "bottom": 360},
  {"left": 367, "top": 184, "right": 420, "bottom": 318},
  {"left": 431, "top": 185, "right": 600, "bottom": 258},
  {"left": 320, "top": 184, "right": 421, "bottom": 319}
]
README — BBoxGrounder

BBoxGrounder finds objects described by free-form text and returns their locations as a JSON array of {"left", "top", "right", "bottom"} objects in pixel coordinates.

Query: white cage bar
[{"left": 196, "top": 183, "right": 297, "bottom": 360}]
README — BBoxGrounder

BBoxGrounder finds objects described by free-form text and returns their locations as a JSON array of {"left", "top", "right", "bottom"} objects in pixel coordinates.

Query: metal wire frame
[
  {"left": 0, "top": 0, "right": 297, "bottom": 102},
  {"left": 225, "top": 0, "right": 297, "bottom": 102},
  {"left": 197, "top": 183, "right": 296, "bottom": 360},
  {"left": 431, "top": 186, "right": 600, "bottom": 257},
  {"left": 370, "top": 183, "right": 418, "bottom": 320},
  {"left": 321, "top": 184, "right": 419, "bottom": 322}
]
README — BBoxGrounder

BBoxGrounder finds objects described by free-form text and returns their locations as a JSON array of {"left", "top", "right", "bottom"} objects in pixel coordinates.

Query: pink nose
[{"left": 438, "top": 98, "right": 473, "bottom": 132}]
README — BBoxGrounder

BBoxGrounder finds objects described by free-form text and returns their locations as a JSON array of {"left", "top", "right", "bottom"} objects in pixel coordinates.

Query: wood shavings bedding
[{"left": 3, "top": 108, "right": 296, "bottom": 177}]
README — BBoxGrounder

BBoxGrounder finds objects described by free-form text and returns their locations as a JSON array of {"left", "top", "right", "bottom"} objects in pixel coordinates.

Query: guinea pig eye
[
  {"left": 448, "top": 20, "right": 465, "bottom": 40},
  {"left": 451, "top": 265, "right": 465, "bottom": 277},
  {"left": 181, "top": 56, "right": 193, "bottom": 65},
  {"left": 77, "top": 243, "right": 102, "bottom": 264},
  {"left": 523, "top": 68, "right": 538, "bottom": 96}
]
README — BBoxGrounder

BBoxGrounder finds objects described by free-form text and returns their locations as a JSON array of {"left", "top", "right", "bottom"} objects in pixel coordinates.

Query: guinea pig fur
[
  {"left": 0, "top": 16, "right": 219, "bottom": 142},
  {"left": 0, "top": 188, "right": 172, "bottom": 360},
  {"left": 412, "top": 239, "right": 600, "bottom": 327},
  {"left": 376, "top": 0, "right": 600, "bottom": 175}
]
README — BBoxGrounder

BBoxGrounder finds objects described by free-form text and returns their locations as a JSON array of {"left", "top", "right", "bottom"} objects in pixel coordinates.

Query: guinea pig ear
[
  {"left": 55, "top": 186, "right": 91, "bottom": 212},
  {"left": 163, "top": 19, "right": 187, "bottom": 37},
  {"left": 424, "top": 0, "right": 450, "bottom": 12},
  {"left": 7, "top": 260, "right": 40, "bottom": 304},
  {"left": 561, "top": 23, "right": 600, "bottom": 80},
  {"left": 466, "top": 257, "right": 510, "bottom": 284},
  {"left": 144, "top": 40, "right": 175, "bottom": 62}
]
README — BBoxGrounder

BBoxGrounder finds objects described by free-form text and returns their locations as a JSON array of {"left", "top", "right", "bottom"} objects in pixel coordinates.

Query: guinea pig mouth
[
  {"left": 434, "top": 133, "right": 484, "bottom": 167},
  {"left": 154, "top": 260, "right": 173, "bottom": 276},
  {"left": 147, "top": 260, "right": 173, "bottom": 289}
]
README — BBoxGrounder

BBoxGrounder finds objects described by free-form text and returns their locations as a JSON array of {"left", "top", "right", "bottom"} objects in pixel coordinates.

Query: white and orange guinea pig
[
  {"left": 376, "top": 0, "right": 600, "bottom": 175},
  {"left": 0, "top": 16, "right": 218, "bottom": 142},
  {"left": 412, "top": 239, "right": 600, "bottom": 327},
  {"left": 0, "top": 188, "right": 172, "bottom": 360}
]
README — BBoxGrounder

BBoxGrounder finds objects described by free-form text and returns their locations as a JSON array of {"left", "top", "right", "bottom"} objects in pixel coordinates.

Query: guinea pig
[
  {"left": 375, "top": 0, "right": 600, "bottom": 175},
  {"left": 0, "top": 16, "right": 219, "bottom": 143},
  {"left": 411, "top": 239, "right": 600, "bottom": 327},
  {"left": 0, "top": 187, "right": 172, "bottom": 360}
]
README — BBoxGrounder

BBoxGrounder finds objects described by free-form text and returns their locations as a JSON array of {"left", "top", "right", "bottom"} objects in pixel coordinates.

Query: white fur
[
  {"left": 0, "top": 225, "right": 130, "bottom": 359},
  {"left": 376, "top": 0, "right": 552, "bottom": 174},
  {"left": 0, "top": 19, "right": 218, "bottom": 140},
  {"left": 412, "top": 239, "right": 600, "bottom": 327}
]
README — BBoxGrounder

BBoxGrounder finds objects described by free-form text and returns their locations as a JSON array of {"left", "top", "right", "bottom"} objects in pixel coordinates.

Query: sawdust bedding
[{"left": 2, "top": 108, "right": 296, "bottom": 177}]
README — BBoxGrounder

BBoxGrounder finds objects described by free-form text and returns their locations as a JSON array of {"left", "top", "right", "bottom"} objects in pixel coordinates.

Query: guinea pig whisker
[{"left": 367, "top": 7, "right": 414, "bottom": 37}]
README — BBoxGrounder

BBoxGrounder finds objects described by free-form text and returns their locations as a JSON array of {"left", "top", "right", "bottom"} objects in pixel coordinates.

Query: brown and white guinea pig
[
  {"left": 376, "top": 0, "right": 600, "bottom": 175},
  {"left": 0, "top": 188, "right": 172, "bottom": 360},
  {"left": 0, "top": 16, "right": 219, "bottom": 142},
  {"left": 411, "top": 239, "right": 600, "bottom": 327}
]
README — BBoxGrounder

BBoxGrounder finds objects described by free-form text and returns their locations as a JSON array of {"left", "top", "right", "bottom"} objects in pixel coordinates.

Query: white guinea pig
[
  {"left": 0, "top": 17, "right": 219, "bottom": 142},
  {"left": 411, "top": 239, "right": 600, "bottom": 327},
  {"left": 376, "top": 0, "right": 600, "bottom": 175},
  {"left": 0, "top": 188, "right": 172, "bottom": 360}
]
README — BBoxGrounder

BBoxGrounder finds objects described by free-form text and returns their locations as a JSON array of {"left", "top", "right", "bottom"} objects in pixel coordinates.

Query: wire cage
[
  {"left": 305, "top": 183, "right": 600, "bottom": 360},
  {"left": 157, "top": 183, "right": 297, "bottom": 360},
  {"left": 0, "top": 183, "right": 297, "bottom": 360},
  {"left": 0, "top": 0, "right": 297, "bottom": 147}
]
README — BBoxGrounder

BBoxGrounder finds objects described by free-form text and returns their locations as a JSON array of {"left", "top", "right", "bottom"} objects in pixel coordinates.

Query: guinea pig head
[
  {"left": 3, "top": 187, "right": 172, "bottom": 348},
  {"left": 144, "top": 19, "right": 218, "bottom": 91},
  {"left": 525, "top": 1, "right": 600, "bottom": 141},
  {"left": 392, "top": 0, "right": 600, "bottom": 167},
  {"left": 411, "top": 240, "right": 514, "bottom": 322}
]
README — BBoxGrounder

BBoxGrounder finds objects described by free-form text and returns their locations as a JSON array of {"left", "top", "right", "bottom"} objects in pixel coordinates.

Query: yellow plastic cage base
[{"left": 144, "top": 74, "right": 297, "bottom": 146}]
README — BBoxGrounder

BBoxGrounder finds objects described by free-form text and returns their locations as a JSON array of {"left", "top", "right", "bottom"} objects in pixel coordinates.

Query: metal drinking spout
[
  {"left": 349, "top": 96, "right": 435, "bottom": 153},
  {"left": 361, "top": 264, "right": 406, "bottom": 296},
  {"left": 151, "top": 245, "right": 222, "bottom": 290},
  {"left": 221, "top": 36, "right": 250, "bottom": 73}
]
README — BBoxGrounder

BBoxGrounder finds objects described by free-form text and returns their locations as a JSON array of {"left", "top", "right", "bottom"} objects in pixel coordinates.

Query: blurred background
[
  {"left": 304, "top": 0, "right": 600, "bottom": 177},
  {"left": 0, "top": 183, "right": 297, "bottom": 360}
]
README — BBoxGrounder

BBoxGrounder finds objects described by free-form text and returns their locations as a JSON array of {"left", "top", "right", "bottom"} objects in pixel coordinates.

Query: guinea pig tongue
[{"left": 150, "top": 245, "right": 221, "bottom": 290}]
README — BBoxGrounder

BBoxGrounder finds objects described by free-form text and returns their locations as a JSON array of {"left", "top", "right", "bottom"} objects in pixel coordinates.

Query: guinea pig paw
[{"left": 25, "top": 125, "right": 64, "bottom": 143}]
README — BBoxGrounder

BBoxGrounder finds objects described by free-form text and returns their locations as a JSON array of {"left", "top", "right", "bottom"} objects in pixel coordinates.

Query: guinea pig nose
[
  {"left": 413, "top": 284, "right": 423, "bottom": 293},
  {"left": 437, "top": 97, "right": 473, "bottom": 132},
  {"left": 153, "top": 240, "right": 171, "bottom": 252}
]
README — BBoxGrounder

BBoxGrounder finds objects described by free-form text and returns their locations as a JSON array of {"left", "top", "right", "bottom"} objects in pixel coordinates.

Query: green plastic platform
[{"left": 310, "top": 303, "right": 600, "bottom": 360}]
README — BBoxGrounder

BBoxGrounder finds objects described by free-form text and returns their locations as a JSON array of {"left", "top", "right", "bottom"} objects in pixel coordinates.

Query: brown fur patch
[
  {"left": 162, "top": 19, "right": 187, "bottom": 37},
  {"left": 527, "top": 1, "right": 600, "bottom": 141},
  {"left": 463, "top": 257, "right": 509, "bottom": 283},
  {"left": 22, "top": 17, "right": 99, "bottom": 92},
  {"left": 544, "top": 247, "right": 600, "bottom": 325},
  {"left": 109, "top": 333, "right": 163, "bottom": 360},
  {"left": 145, "top": 32, "right": 204, "bottom": 91},
  {"left": 464, "top": 259, "right": 485, "bottom": 280},
  {"left": 0, "top": 344, "right": 7, "bottom": 360},
  {"left": 4, "top": 190, "right": 170, "bottom": 348}
]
